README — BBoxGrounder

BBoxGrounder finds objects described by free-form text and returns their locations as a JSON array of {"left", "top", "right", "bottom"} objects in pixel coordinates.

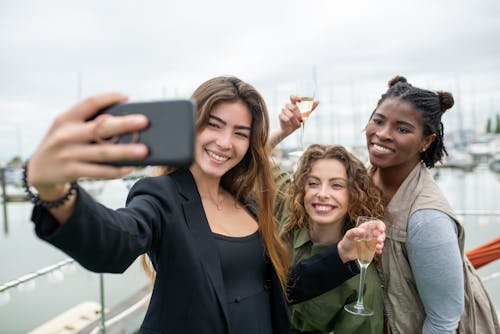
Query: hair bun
[
  {"left": 388, "top": 75, "right": 407, "bottom": 88},
  {"left": 437, "top": 91, "right": 454, "bottom": 112}
]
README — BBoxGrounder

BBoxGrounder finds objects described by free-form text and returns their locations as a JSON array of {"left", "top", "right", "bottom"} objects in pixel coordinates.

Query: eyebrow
[
  {"left": 209, "top": 115, "right": 252, "bottom": 131},
  {"left": 373, "top": 112, "right": 417, "bottom": 130},
  {"left": 307, "top": 175, "right": 348, "bottom": 183}
]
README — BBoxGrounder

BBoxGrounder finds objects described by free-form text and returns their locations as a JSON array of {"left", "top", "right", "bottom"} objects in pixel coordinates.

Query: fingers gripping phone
[{"left": 90, "top": 99, "right": 195, "bottom": 167}]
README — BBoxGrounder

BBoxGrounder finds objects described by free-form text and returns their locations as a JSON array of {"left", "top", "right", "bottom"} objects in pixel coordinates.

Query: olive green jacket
[
  {"left": 274, "top": 166, "right": 384, "bottom": 334},
  {"left": 285, "top": 228, "right": 385, "bottom": 334}
]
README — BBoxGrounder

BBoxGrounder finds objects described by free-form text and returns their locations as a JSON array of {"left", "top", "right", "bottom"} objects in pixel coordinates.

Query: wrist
[
  {"left": 22, "top": 160, "right": 78, "bottom": 209},
  {"left": 36, "top": 183, "right": 73, "bottom": 201},
  {"left": 337, "top": 239, "right": 353, "bottom": 263},
  {"left": 269, "top": 129, "right": 284, "bottom": 148},
  {"left": 280, "top": 127, "right": 295, "bottom": 139}
]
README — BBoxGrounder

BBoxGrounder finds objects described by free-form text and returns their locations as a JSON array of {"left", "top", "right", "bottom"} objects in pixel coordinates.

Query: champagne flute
[
  {"left": 289, "top": 80, "right": 316, "bottom": 157},
  {"left": 297, "top": 97, "right": 314, "bottom": 147},
  {"left": 344, "top": 216, "right": 382, "bottom": 316}
]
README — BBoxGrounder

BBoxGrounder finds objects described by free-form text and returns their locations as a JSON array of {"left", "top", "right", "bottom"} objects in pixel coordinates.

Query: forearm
[
  {"left": 36, "top": 182, "right": 77, "bottom": 223},
  {"left": 415, "top": 246, "right": 463, "bottom": 334},
  {"left": 269, "top": 128, "right": 290, "bottom": 149},
  {"left": 32, "top": 185, "right": 154, "bottom": 273},
  {"left": 408, "top": 210, "right": 464, "bottom": 333},
  {"left": 287, "top": 243, "right": 358, "bottom": 304},
  {"left": 25, "top": 157, "right": 78, "bottom": 223}
]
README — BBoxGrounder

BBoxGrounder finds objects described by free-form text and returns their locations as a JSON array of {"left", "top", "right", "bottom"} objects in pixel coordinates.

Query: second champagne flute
[
  {"left": 344, "top": 216, "right": 382, "bottom": 316},
  {"left": 289, "top": 80, "right": 316, "bottom": 157}
]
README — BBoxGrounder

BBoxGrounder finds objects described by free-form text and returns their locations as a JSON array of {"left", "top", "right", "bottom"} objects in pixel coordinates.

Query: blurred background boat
[{"left": 489, "top": 153, "right": 500, "bottom": 173}]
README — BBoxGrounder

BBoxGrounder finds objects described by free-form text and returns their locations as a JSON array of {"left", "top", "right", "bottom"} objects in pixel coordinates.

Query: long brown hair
[
  {"left": 141, "top": 76, "right": 290, "bottom": 290},
  {"left": 283, "top": 144, "right": 385, "bottom": 235}
]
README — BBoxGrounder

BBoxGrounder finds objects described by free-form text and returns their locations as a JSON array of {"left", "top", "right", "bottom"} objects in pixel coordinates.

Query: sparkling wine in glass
[
  {"left": 344, "top": 216, "right": 381, "bottom": 316},
  {"left": 297, "top": 96, "right": 314, "bottom": 149},
  {"left": 289, "top": 81, "right": 316, "bottom": 157},
  {"left": 297, "top": 96, "right": 314, "bottom": 120}
]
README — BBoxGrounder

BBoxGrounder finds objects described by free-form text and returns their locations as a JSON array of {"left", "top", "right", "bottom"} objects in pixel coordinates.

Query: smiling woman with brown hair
[{"left": 27, "top": 76, "right": 294, "bottom": 333}]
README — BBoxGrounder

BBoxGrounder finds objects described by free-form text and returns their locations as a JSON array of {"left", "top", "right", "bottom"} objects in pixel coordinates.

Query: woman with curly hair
[
  {"left": 273, "top": 144, "right": 386, "bottom": 334},
  {"left": 272, "top": 77, "right": 499, "bottom": 334}
]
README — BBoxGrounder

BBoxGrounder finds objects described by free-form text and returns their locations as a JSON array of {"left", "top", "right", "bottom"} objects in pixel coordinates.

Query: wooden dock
[
  {"left": 28, "top": 301, "right": 106, "bottom": 334},
  {"left": 25, "top": 284, "right": 151, "bottom": 334}
]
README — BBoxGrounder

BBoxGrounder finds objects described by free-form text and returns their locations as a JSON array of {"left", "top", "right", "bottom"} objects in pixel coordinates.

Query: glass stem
[
  {"left": 354, "top": 265, "right": 367, "bottom": 309},
  {"left": 300, "top": 122, "right": 305, "bottom": 150}
]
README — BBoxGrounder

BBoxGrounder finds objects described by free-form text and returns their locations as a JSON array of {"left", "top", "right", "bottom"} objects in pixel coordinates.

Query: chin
[
  {"left": 313, "top": 217, "right": 336, "bottom": 225},
  {"left": 207, "top": 169, "right": 227, "bottom": 178},
  {"left": 197, "top": 163, "right": 225, "bottom": 178},
  {"left": 368, "top": 155, "right": 384, "bottom": 168}
]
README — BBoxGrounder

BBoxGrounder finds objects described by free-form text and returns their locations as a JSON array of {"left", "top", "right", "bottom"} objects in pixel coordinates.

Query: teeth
[
  {"left": 373, "top": 144, "right": 392, "bottom": 153},
  {"left": 315, "top": 205, "right": 333, "bottom": 212},
  {"left": 207, "top": 150, "right": 229, "bottom": 162}
]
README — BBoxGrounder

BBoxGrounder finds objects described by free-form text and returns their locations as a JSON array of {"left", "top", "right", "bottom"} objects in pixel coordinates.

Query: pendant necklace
[
  {"left": 205, "top": 190, "right": 224, "bottom": 211},
  {"left": 212, "top": 192, "right": 223, "bottom": 210}
]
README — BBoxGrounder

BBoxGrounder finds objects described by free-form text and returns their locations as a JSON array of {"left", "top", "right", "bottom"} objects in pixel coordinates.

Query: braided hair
[{"left": 370, "top": 76, "right": 454, "bottom": 168}]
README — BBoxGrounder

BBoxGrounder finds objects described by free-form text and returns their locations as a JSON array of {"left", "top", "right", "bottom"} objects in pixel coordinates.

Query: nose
[
  {"left": 375, "top": 124, "right": 392, "bottom": 141},
  {"left": 316, "top": 184, "right": 331, "bottom": 200},
  {"left": 215, "top": 129, "right": 232, "bottom": 149}
]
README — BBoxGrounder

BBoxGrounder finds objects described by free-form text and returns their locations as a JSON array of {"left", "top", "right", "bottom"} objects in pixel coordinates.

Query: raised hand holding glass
[{"left": 344, "top": 216, "right": 383, "bottom": 316}]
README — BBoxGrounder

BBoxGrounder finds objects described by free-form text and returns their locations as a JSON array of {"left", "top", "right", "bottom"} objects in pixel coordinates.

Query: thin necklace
[
  {"left": 203, "top": 190, "right": 224, "bottom": 211},
  {"left": 212, "top": 194, "right": 223, "bottom": 210}
]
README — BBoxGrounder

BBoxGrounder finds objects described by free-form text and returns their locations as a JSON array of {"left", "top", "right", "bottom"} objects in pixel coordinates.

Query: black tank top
[{"left": 212, "top": 231, "right": 273, "bottom": 334}]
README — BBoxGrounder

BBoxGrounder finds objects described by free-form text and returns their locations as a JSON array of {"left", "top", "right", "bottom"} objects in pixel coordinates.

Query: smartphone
[{"left": 89, "top": 99, "right": 196, "bottom": 167}]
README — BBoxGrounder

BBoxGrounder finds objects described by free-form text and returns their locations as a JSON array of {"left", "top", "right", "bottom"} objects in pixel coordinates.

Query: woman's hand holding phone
[{"left": 28, "top": 93, "right": 150, "bottom": 189}]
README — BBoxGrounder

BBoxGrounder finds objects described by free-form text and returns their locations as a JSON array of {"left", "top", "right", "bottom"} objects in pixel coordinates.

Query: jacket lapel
[{"left": 171, "top": 170, "right": 230, "bottom": 329}]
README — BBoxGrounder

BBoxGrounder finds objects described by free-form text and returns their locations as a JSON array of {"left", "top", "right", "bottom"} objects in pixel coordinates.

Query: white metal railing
[
  {"left": 457, "top": 210, "right": 499, "bottom": 285},
  {"left": 483, "top": 272, "right": 500, "bottom": 283},
  {"left": 0, "top": 258, "right": 108, "bottom": 333},
  {"left": 455, "top": 210, "right": 500, "bottom": 216},
  {"left": 0, "top": 258, "right": 75, "bottom": 296}
]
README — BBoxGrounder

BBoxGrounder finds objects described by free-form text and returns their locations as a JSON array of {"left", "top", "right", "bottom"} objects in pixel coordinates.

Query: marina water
[{"left": 0, "top": 166, "right": 499, "bottom": 333}]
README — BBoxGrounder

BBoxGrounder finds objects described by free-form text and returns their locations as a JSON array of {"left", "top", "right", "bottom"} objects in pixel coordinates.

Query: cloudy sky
[{"left": 1, "top": 0, "right": 499, "bottom": 162}]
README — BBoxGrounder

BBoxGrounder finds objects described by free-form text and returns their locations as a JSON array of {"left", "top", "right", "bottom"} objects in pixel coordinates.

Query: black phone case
[{"left": 93, "top": 99, "right": 195, "bottom": 167}]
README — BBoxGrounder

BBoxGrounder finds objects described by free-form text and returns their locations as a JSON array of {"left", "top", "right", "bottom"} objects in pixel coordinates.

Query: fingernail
[
  {"left": 132, "top": 114, "right": 148, "bottom": 124},
  {"left": 132, "top": 144, "right": 148, "bottom": 156},
  {"left": 121, "top": 167, "right": 134, "bottom": 174}
]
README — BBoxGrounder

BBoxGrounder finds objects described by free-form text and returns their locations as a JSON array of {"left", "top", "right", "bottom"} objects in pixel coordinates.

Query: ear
[{"left": 421, "top": 133, "right": 436, "bottom": 152}]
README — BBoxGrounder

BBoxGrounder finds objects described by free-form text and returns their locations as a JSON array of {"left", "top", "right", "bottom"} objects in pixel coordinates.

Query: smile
[
  {"left": 206, "top": 149, "right": 229, "bottom": 162},
  {"left": 313, "top": 204, "right": 335, "bottom": 212},
  {"left": 372, "top": 143, "right": 394, "bottom": 153}
]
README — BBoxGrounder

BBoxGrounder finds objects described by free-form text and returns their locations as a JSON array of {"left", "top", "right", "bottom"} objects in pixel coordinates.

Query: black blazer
[{"left": 33, "top": 169, "right": 290, "bottom": 333}]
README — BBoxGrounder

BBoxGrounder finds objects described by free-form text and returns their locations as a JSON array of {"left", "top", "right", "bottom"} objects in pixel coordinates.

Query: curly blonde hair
[{"left": 283, "top": 144, "right": 385, "bottom": 235}]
